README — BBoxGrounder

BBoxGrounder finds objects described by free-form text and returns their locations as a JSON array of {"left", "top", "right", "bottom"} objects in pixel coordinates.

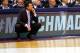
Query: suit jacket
[{"left": 17, "top": 10, "right": 38, "bottom": 26}]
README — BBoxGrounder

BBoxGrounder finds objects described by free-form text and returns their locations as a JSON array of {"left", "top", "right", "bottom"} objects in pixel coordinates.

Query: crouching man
[{"left": 15, "top": 2, "right": 41, "bottom": 40}]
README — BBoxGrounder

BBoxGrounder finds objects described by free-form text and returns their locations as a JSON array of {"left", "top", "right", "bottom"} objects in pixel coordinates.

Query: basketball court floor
[{"left": 0, "top": 36, "right": 80, "bottom": 48}]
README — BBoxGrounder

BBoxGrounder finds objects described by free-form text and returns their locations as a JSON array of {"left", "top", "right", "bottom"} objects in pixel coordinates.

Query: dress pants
[{"left": 15, "top": 23, "right": 41, "bottom": 39}]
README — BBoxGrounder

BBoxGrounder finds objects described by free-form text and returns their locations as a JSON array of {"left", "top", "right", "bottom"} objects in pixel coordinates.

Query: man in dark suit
[{"left": 15, "top": 2, "right": 41, "bottom": 40}]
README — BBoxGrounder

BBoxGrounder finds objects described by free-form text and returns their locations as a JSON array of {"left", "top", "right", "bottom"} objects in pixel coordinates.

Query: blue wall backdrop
[{"left": 0, "top": 8, "right": 80, "bottom": 39}]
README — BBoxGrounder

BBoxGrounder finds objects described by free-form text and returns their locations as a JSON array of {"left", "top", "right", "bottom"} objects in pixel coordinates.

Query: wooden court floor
[{"left": 0, "top": 37, "right": 80, "bottom": 48}]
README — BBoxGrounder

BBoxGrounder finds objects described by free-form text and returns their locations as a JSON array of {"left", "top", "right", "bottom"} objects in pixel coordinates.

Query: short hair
[
  {"left": 1, "top": 0, "right": 9, "bottom": 3},
  {"left": 1, "top": 0, "right": 9, "bottom": 4},
  {"left": 1, "top": 0, "right": 5, "bottom": 2},
  {"left": 16, "top": 0, "right": 25, "bottom": 3},
  {"left": 24, "top": 1, "right": 32, "bottom": 8}
]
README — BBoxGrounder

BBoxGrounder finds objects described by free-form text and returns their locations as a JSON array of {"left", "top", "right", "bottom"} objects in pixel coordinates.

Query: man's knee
[
  {"left": 15, "top": 24, "right": 20, "bottom": 32},
  {"left": 15, "top": 24, "right": 21, "bottom": 28},
  {"left": 37, "top": 23, "right": 41, "bottom": 28}
]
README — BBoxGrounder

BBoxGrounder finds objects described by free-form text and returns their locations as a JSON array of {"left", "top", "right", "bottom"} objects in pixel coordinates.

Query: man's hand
[
  {"left": 25, "top": 24, "right": 31, "bottom": 31},
  {"left": 32, "top": 8, "right": 37, "bottom": 17},
  {"left": 28, "top": 25, "right": 31, "bottom": 31}
]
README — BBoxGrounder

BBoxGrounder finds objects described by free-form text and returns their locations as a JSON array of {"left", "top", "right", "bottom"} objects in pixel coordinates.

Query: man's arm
[
  {"left": 16, "top": 10, "right": 31, "bottom": 31},
  {"left": 17, "top": 11, "right": 26, "bottom": 25},
  {"left": 33, "top": 16, "right": 38, "bottom": 23},
  {"left": 31, "top": 8, "right": 38, "bottom": 23}
]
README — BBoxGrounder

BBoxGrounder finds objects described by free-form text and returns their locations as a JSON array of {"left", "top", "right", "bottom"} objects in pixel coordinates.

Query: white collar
[
  {"left": 1, "top": 4, "right": 10, "bottom": 9},
  {"left": 26, "top": 9, "right": 37, "bottom": 17},
  {"left": 26, "top": 10, "right": 30, "bottom": 14},
  {"left": 62, "top": 2, "right": 67, "bottom": 6},
  {"left": 34, "top": 5, "right": 37, "bottom": 9}
]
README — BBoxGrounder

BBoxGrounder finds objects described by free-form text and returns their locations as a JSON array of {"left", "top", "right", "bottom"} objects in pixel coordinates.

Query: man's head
[
  {"left": 62, "top": 0, "right": 69, "bottom": 4},
  {"left": 17, "top": 0, "right": 24, "bottom": 6},
  {"left": 2, "top": 0, "right": 9, "bottom": 6},
  {"left": 32, "top": 0, "right": 41, "bottom": 6},
  {"left": 25, "top": 2, "right": 33, "bottom": 11},
  {"left": 48, "top": 0, "right": 57, "bottom": 6}
]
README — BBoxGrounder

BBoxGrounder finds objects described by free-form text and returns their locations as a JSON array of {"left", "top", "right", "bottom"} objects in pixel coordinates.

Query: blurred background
[{"left": 0, "top": 0, "right": 80, "bottom": 9}]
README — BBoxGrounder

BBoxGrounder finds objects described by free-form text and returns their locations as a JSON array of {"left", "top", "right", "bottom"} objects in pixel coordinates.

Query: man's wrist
[
  {"left": 25, "top": 24, "right": 28, "bottom": 27},
  {"left": 34, "top": 13, "right": 37, "bottom": 17}
]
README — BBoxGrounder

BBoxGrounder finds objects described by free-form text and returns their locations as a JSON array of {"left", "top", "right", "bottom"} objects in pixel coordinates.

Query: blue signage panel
[{"left": 0, "top": 8, "right": 80, "bottom": 39}]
